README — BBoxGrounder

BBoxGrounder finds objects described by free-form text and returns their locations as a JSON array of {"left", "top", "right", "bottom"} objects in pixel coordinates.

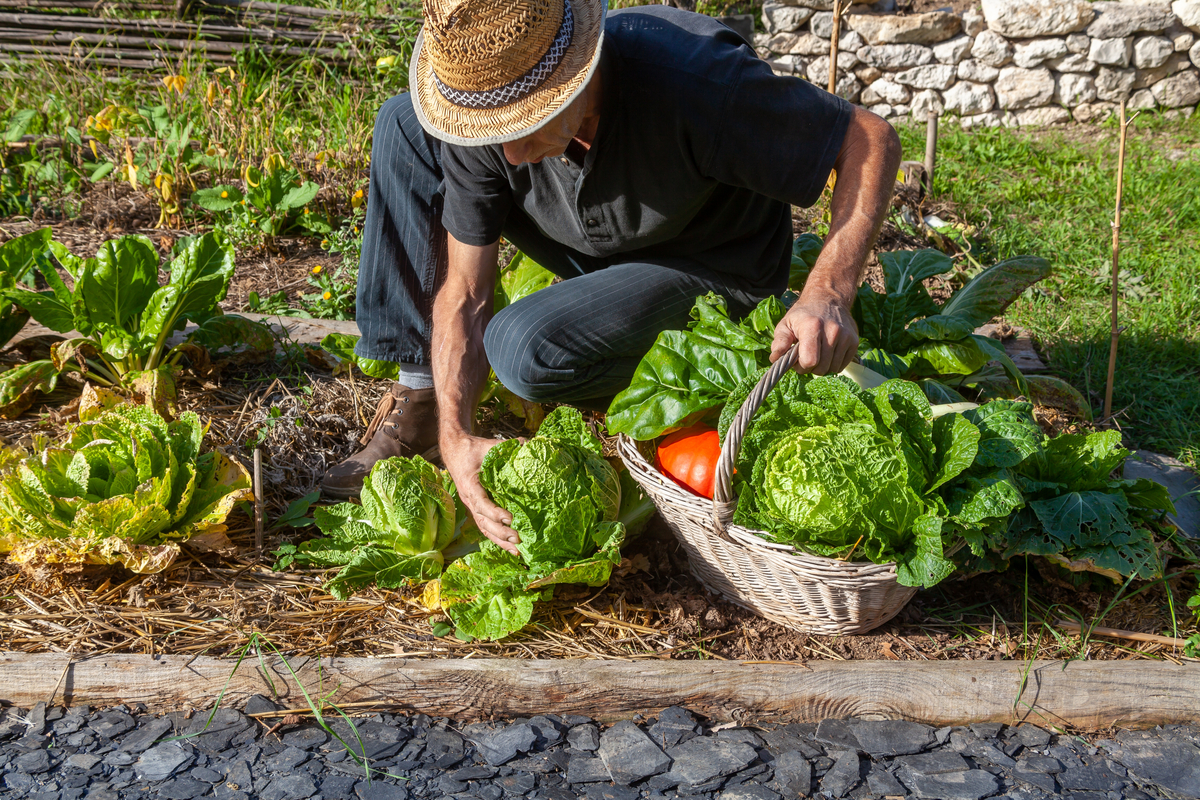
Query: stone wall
[{"left": 754, "top": 0, "right": 1200, "bottom": 126}]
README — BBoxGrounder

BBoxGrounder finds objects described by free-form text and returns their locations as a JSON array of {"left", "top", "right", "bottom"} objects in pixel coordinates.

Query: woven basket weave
[{"left": 617, "top": 344, "right": 917, "bottom": 635}]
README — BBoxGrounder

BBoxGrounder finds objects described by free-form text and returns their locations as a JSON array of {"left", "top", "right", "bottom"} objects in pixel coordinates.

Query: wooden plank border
[{"left": 2, "top": 654, "right": 1197, "bottom": 730}]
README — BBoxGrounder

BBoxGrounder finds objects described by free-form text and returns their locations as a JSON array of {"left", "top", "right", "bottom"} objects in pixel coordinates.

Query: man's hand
[
  {"left": 440, "top": 431, "right": 522, "bottom": 554},
  {"left": 770, "top": 290, "right": 859, "bottom": 375}
]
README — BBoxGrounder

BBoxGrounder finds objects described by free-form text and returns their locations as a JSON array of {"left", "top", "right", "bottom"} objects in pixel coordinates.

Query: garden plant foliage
[
  {"left": 437, "top": 407, "right": 627, "bottom": 641},
  {"left": 274, "top": 455, "right": 475, "bottom": 601},
  {"left": 0, "top": 402, "right": 252, "bottom": 573}
]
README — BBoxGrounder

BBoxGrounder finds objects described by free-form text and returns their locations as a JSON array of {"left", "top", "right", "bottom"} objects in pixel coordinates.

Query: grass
[{"left": 898, "top": 116, "right": 1200, "bottom": 468}]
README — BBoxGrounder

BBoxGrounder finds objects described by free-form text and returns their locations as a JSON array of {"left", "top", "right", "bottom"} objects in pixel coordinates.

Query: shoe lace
[{"left": 359, "top": 392, "right": 400, "bottom": 446}]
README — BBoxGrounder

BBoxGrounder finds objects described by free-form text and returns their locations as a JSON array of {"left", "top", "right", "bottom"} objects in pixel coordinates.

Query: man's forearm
[
  {"left": 431, "top": 235, "right": 500, "bottom": 444},
  {"left": 803, "top": 108, "right": 902, "bottom": 306}
]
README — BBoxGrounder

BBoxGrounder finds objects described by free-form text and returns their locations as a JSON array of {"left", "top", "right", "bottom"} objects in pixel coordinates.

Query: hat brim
[{"left": 410, "top": 0, "right": 606, "bottom": 147}]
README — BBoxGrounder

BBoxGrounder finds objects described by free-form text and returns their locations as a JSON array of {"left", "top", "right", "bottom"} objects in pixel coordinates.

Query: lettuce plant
[
  {"left": 0, "top": 402, "right": 252, "bottom": 573},
  {"left": 274, "top": 455, "right": 475, "bottom": 600},
  {"left": 721, "top": 370, "right": 1013, "bottom": 588},
  {"left": 1, "top": 231, "right": 262, "bottom": 410},
  {"left": 437, "top": 407, "right": 627, "bottom": 640}
]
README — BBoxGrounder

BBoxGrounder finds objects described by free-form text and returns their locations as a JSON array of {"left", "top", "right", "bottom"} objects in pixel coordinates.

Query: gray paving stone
[
  {"left": 1012, "top": 769, "right": 1058, "bottom": 793},
  {"left": 263, "top": 746, "right": 310, "bottom": 772},
  {"left": 4, "top": 772, "right": 35, "bottom": 791},
  {"left": 585, "top": 785, "right": 640, "bottom": 800},
  {"left": 567, "top": 724, "right": 600, "bottom": 752},
  {"left": 1058, "top": 764, "right": 1124, "bottom": 791},
  {"left": 901, "top": 769, "right": 1000, "bottom": 800},
  {"left": 1125, "top": 450, "right": 1200, "bottom": 537},
  {"left": 318, "top": 775, "right": 359, "bottom": 799},
  {"left": 1014, "top": 725, "right": 1052, "bottom": 748},
  {"left": 121, "top": 718, "right": 173, "bottom": 754},
  {"left": 242, "top": 695, "right": 282, "bottom": 716},
  {"left": 963, "top": 741, "right": 1017, "bottom": 768},
  {"left": 814, "top": 720, "right": 859, "bottom": 752},
  {"left": 666, "top": 737, "right": 758, "bottom": 785},
  {"left": 759, "top": 726, "right": 824, "bottom": 762},
  {"left": 866, "top": 766, "right": 908, "bottom": 797},
  {"left": 717, "top": 729, "right": 765, "bottom": 747},
  {"left": 1020, "top": 756, "right": 1064, "bottom": 774},
  {"left": 352, "top": 781, "right": 408, "bottom": 800},
  {"left": 527, "top": 716, "right": 564, "bottom": 747},
  {"left": 0, "top": 706, "right": 32, "bottom": 739},
  {"left": 17, "top": 749, "right": 53, "bottom": 774},
  {"left": 1108, "top": 739, "right": 1200, "bottom": 797},
  {"left": 189, "top": 767, "right": 223, "bottom": 783},
  {"left": 157, "top": 777, "right": 212, "bottom": 799},
  {"left": 135, "top": 744, "right": 194, "bottom": 782},
  {"left": 66, "top": 753, "right": 102, "bottom": 771},
  {"left": 25, "top": 702, "right": 47, "bottom": 736},
  {"left": 450, "top": 765, "right": 498, "bottom": 781},
  {"left": 597, "top": 720, "right": 671, "bottom": 785},
  {"left": 475, "top": 724, "right": 538, "bottom": 766},
  {"left": 565, "top": 754, "right": 610, "bottom": 784},
  {"left": 648, "top": 707, "right": 700, "bottom": 748},
  {"left": 90, "top": 712, "right": 136, "bottom": 740},
  {"left": 819, "top": 751, "right": 860, "bottom": 798},
  {"left": 495, "top": 772, "right": 537, "bottom": 795},
  {"left": 720, "top": 784, "right": 781, "bottom": 800},
  {"left": 280, "top": 727, "right": 328, "bottom": 751},
  {"left": 772, "top": 750, "right": 812, "bottom": 798},
  {"left": 849, "top": 720, "right": 936, "bottom": 757},
  {"left": 969, "top": 723, "right": 1005, "bottom": 739},
  {"left": 896, "top": 751, "right": 971, "bottom": 776}
]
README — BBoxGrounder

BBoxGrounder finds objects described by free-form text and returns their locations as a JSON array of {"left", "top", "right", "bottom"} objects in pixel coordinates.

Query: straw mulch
[{"left": 0, "top": 362, "right": 1196, "bottom": 665}]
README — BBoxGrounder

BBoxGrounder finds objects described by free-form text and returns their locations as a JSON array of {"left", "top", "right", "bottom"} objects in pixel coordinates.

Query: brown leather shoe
[{"left": 321, "top": 383, "right": 440, "bottom": 499}]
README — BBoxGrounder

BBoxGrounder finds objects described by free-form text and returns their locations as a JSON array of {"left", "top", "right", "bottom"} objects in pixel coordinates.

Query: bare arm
[
  {"left": 432, "top": 233, "right": 522, "bottom": 554},
  {"left": 770, "top": 105, "right": 903, "bottom": 374}
]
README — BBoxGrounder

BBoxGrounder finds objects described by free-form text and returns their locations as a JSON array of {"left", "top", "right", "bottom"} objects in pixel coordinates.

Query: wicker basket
[{"left": 617, "top": 344, "right": 917, "bottom": 635}]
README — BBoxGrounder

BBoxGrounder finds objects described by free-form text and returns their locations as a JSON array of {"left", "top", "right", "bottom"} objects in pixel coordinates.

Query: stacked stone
[{"left": 756, "top": 0, "right": 1200, "bottom": 126}]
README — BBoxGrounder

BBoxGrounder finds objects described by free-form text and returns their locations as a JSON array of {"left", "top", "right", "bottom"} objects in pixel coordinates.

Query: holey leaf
[{"left": 0, "top": 360, "right": 59, "bottom": 419}]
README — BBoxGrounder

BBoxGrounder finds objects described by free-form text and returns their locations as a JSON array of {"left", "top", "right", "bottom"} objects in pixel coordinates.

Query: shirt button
[
  {"left": 587, "top": 219, "right": 598, "bottom": 227},
  {"left": 560, "top": 157, "right": 569, "bottom": 165}
]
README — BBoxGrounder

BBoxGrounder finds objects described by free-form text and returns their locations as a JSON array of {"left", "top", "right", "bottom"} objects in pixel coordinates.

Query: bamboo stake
[
  {"left": 253, "top": 448, "right": 264, "bottom": 553},
  {"left": 1056, "top": 619, "right": 1189, "bottom": 649},
  {"left": 1103, "top": 100, "right": 1134, "bottom": 421},
  {"left": 924, "top": 112, "right": 938, "bottom": 198},
  {"left": 826, "top": 0, "right": 849, "bottom": 94}
]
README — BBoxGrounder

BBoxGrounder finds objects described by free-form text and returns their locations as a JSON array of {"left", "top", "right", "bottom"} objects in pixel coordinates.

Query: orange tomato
[{"left": 656, "top": 424, "right": 722, "bottom": 499}]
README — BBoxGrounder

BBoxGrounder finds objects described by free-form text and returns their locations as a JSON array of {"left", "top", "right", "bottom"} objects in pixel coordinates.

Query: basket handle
[{"left": 711, "top": 342, "right": 801, "bottom": 535}]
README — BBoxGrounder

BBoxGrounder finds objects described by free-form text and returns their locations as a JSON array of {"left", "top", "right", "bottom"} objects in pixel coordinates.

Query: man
[{"left": 321, "top": 0, "right": 902, "bottom": 554}]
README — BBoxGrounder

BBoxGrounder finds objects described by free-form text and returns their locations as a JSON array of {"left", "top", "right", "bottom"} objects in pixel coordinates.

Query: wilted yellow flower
[
  {"left": 205, "top": 82, "right": 217, "bottom": 106},
  {"left": 322, "top": 291, "right": 332, "bottom": 300},
  {"left": 89, "top": 140, "right": 98, "bottom": 159},
  {"left": 162, "top": 75, "right": 187, "bottom": 94}
]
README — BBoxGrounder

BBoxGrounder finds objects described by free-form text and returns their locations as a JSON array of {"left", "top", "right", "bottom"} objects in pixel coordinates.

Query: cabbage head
[
  {"left": 286, "top": 455, "right": 469, "bottom": 600},
  {"left": 0, "top": 403, "right": 252, "bottom": 573},
  {"left": 725, "top": 371, "right": 1018, "bottom": 588},
  {"left": 438, "top": 406, "right": 626, "bottom": 640}
]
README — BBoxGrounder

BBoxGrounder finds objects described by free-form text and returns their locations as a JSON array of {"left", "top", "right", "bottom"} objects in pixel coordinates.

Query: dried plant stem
[
  {"left": 1103, "top": 100, "right": 1133, "bottom": 421},
  {"left": 253, "top": 447, "right": 264, "bottom": 552},
  {"left": 924, "top": 113, "right": 938, "bottom": 197},
  {"left": 1056, "top": 619, "right": 1187, "bottom": 648}
]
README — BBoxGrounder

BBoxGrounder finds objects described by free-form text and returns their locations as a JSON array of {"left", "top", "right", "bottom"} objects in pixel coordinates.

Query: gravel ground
[{"left": 1, "top": 701, "right": 1198, "bottom": 800}]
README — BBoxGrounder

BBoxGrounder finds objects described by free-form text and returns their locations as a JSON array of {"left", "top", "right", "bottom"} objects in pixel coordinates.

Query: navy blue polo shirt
[{"left": 439, "top": 5, "right": 853, "bottom": 291}]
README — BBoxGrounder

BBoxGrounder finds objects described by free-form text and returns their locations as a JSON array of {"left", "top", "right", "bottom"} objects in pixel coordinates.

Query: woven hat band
[{"left": 435, "top": 0, "right": 572, "bottom": 109}]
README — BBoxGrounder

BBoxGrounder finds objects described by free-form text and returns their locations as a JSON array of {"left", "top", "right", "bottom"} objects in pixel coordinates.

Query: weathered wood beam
[{"left": 1, "top": 654, "right": 1196, "bottom": 730}]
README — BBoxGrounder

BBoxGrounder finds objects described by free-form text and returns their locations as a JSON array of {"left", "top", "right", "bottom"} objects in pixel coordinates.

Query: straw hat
[{"left": 410, "top": 0, "right": 606, "bottom": 146}]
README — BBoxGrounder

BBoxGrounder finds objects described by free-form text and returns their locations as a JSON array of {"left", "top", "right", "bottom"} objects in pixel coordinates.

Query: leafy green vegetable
[
  {"left": 606, "top": 293, "right": 784, "bottom": 440},
  {"left": 278, "top": 455, "right": 473, "bottom": 600},
  {"left": 494, "top": 251, "right": 556, "bottom": 311},
  {"left": 843, "top": 244, "right": 1050, "bottom": 401},
  {"left": 437, "top": 407, "right": 627, "bottom": 640},
  {"left": 2, "top": 232, "right": 270, "bottom": 408},
  {"left": 0, "top": 227, "right": 48, "bottom": 346},
  {"left": 725, "top": 370, "right": 1003, "bottom": 588},
  {"left": 0, "top": 402, "right": 252, "bottom": 573},
  {"left": 318, "top": 332, "right": 402, "bottom": 380}
]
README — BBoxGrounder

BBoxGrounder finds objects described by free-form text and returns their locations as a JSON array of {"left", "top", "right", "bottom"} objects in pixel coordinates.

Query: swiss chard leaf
[
  {"left": 939, "top": 256, "right": 1052, "bottom": 330},
  {"left": 84, "top": 235, "right": 160, "bottom": 332}
]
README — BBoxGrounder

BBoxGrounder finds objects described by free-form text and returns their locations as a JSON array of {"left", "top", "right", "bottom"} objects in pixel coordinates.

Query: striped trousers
[{"left": 356, "top": 93, "right": 775, "bottom": 407}]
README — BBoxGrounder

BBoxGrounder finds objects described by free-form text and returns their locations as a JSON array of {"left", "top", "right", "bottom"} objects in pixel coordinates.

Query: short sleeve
[
  {"left": 441, "top": 144, "right": 514, "bottom": 246},
  {"left": 704, "top": 59, "right": 854, "bottom": 209}
]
